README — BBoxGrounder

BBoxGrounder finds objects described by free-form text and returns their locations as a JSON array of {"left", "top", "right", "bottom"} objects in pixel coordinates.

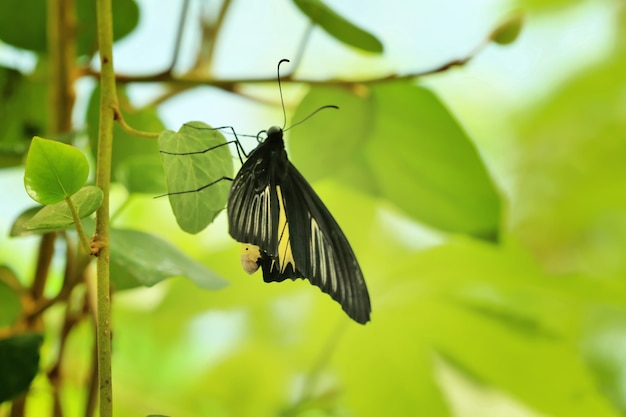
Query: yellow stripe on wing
[
  {"left": 239, "top": 186, "right": 296, "bottom": 276},
  {"left": 275, "top": 185, "right": 296, "bottom": 273}
]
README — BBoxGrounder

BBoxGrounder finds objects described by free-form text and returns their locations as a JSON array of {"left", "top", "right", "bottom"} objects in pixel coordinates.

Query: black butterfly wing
[
  {"left": 227, "top": 134, "right": 371, "bottom": 324},
  {"left": 278, "top": 161, "right": 371, "bottom": 324},
  {"left": 227, "top": 142, "right": 281, "bottom": 253},
  {"left": 228, "top": 140, "right": 306, "bottom": 280}
]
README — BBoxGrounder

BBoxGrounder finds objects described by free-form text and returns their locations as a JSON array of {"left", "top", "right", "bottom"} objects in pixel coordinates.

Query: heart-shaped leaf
[
  {"left": 24, "top": 137, "right": 89, "bottom": 205},
  {"left": 159, "top": 122, "right": 234, "bottom": 234}
]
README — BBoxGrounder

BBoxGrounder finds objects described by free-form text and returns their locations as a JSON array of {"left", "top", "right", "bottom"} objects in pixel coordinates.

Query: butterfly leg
[
  {"left": 179, "top": 123, "right": 250, "bottom": 163},
  {"left": 155, "top": 176, "right": 233, "bottom": 198}
]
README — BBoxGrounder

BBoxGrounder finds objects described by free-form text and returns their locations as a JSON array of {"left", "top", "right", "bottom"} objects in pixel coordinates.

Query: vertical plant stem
[{"left": 95, "top": 0, "right": 117, "bottom": 416}]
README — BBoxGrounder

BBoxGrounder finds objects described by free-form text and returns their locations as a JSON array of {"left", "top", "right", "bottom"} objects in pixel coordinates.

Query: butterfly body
[{"left": 228, "top": 126, "right": 371, "bottom": 324}]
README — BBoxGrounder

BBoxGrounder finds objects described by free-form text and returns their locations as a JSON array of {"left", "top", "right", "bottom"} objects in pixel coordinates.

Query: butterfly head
[
  {"left": 267, "top": 126, "right": 283, "bottom": 137},
  {"left": 256, "top": 125, "right": 284, "bottom": 146}
]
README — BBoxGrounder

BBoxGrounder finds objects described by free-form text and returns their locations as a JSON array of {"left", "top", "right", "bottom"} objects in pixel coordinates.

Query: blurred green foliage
[{"left": 1, "top": 0, "right": 626, "bottom": 417}]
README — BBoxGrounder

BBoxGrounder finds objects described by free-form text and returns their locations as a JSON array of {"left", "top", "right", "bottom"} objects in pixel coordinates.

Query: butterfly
[
  {"left": 161, "top": 60, "right": 371, "bottom": 324},
  {"left": 228, "top": 124, "right": 371, "bottom": 324}
]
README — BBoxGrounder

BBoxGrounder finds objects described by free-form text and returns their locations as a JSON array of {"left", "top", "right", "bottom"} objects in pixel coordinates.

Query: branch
[
  {"left": 79, "top": 36, "right": 489, "bottom": 92},
  {"left": 27, "top": 234, "right": 91, "bottom": 319},
  {"left": 65, "top": 196, "right": 93, "bottom": 254},
  {"left": 113, "top": 107, "right": 160, "bottom": 138}
]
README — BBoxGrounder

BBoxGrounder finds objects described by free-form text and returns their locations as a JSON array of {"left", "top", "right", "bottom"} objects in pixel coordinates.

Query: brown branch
[
  {"left": 47, "top": 291, "right": 89, "bottom": 417},
  {"left": 79, "top": 39, "right": 485, "bottom": 91},
  {"left": 30, "top": 233, "right": 55, "bottom": 300},
  {"left": 27, "top": 239, "right": 91, "bottom": 319}
]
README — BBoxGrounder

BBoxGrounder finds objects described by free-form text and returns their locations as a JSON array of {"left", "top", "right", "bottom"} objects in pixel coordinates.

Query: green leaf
[
  {"left": 11, "top": 207, "right": 96, "bottom": 237},
  {"left": 0, "top": 0, "right": 46, "bottom": 52},
  {"left": 426, "top": 242, "right": 626, "bottom": 417},
  {"left": 0, "top": 333, "right": 42, "bottom": 402},
  {"left": 582, "top": 313, "right": 626, "bottom": 413},
  {"left": 23, "top": 185, "right": 103, "bottom": 230},
  {"left": 490, "top": 13, "right": 524, "bottom": 45},
  {"left": 511, "top": 50, "right": 626, "bottom": 278},
  {"left": 24, "top": 137, "right": 89, "bottom": 205},
  {"left": 159, "top": 122, "right": 234, "bottom": 234},
  {"left": 329, "top": 238, "right": 626, "bottom": 417},
  {"left": 517, "top": 0, "right": 580, "bottom": 11},
  {"left": 366, "top": 82, "right": 501, "bottom": 240},
  {"left": 336, "top": 335, "right": 451, "bottom": 417},
  {"left": 0, "top": 0, "right": 139, "bottom": 55},
  {"left": 109, "top": 228, "right": 228, "bottom": 291},
  {"left": 116, "top": 155, "right": 167, "bottom": 194},
  {"left": 429, "top": 303, "right": 616, "bottom": 417},
  {"left": 0, "top": 66, "right": 48, "bottom": 168},
  {"left": 290, "top": 86, "right": 374, "bottom": 183},
  {"left": 0, "top": 267, "right": 22, "bottom": 327},
  {"left": 10, "top": 207, "right": 46, "bottom": 237},
  {"left": 76, "top": 0, "right": 139, "bottom": 56},
  {"left": 87, "top": 85, "right": 165, "bottom": 192},
  {"left": 293, "top": 0, "right": 383, "bottom": 53},
  {"left": 291, "top": 83, "right": 501, "bottom": 241}
]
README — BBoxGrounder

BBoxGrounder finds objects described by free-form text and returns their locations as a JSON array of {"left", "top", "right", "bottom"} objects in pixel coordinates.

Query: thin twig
[
  {"left": 286, "top": 23, "right": 314, "bottom": 76},
  {"left": 206, "top": 0, "right": 232, "bottom": 69},
  {"left": 167, "top": 0, "right": 190, "bottom": 73},
  {"left": 113, "top": 107, "right": 160, "bottom": 138},
  {"left": 66, "top": 196, "right": 93, "bottom": 254}
]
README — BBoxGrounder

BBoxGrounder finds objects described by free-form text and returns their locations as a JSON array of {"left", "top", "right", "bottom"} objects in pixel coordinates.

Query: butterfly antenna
[
  {"left": 277, "top": 58, "right": 290, "bottom": 129},
  {"left": 284, "top": 105, "right": 339, "bottom": 132},
  {"left": 276, "top": 58, "right": 339, "bottom": 132}
]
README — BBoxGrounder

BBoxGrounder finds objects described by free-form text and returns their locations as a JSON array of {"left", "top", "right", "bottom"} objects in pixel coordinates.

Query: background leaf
[
  {"left": 291, "top": 83, "right": 501, "bottom": 240},
  {"left": 0, "top": 333, "right": 42, "bottom": 403},
  {"left": 292, "top": 0, "right": 383, "bottom": 53},
  {"left": 0, "top": 267, "right": 22, "bottom": 328},
  {"left": 290, "top": 85, "right": 374, "bottom": 183},
  {"left": 0, "top": 66, "right": 48, "bottom": 168},
  {"left": 0, "top": 0, "right": 139, "bottom": 55},
  {"left": 490, "top": 13, "right": 524, "bottom": 45},
  {"left": 109, "top": 228, "right": 228, "bottom": 291},
  {"left": 116, "top": 155, "right": 167, "bottom": 194},
  {"left": 366, "top": 82, "right": 501, "bottom": 240}
]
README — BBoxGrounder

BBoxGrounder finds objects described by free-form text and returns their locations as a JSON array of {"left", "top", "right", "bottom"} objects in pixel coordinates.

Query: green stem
[
  {"left": 95, "top": 0, "right": 117, "bottom": 415},
  {"left": 65, "top": 196, "right": 92, "bottom": 254},
  {"left": 114, "top": 108, "right": 160, "bottom": 138}
]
